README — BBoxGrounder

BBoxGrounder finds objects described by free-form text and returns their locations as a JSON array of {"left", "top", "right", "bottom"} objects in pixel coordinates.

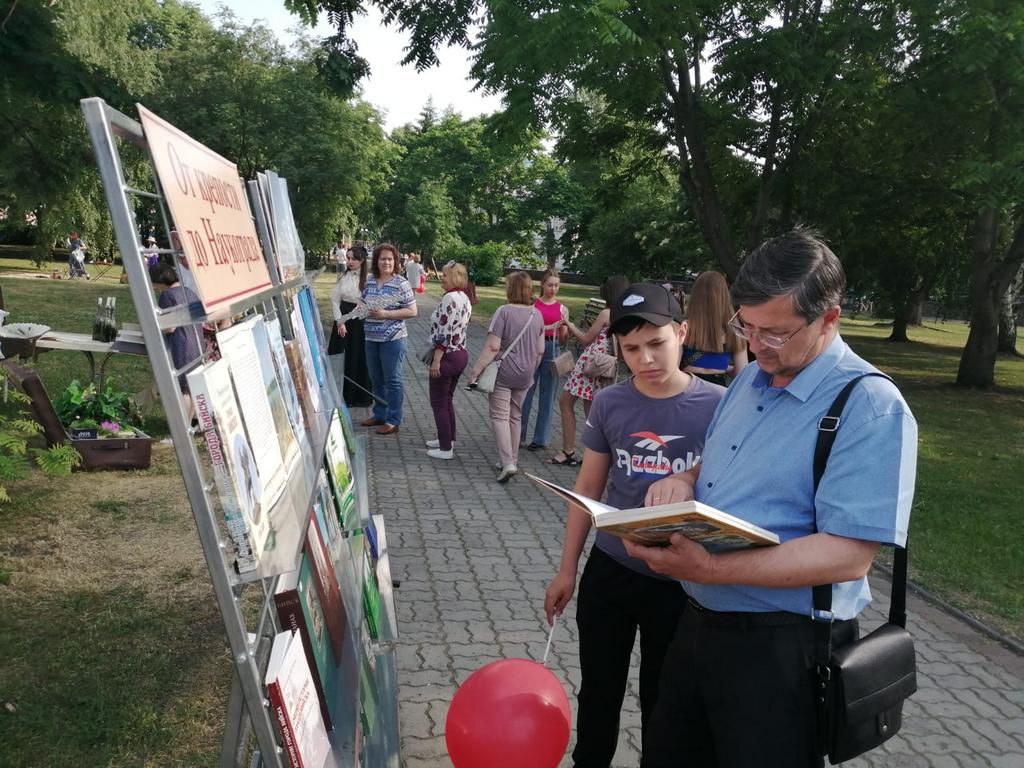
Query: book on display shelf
[
  {"left": 304, "top": 517, "right": 348, "bottom": 662},
  {"left": 361, "top": 548, "right": 381, "bottom": 641},
  {"left": 264, "top": 317, "right": 306, "bottom": 448},
  {"left": 289, "top": 300, "right": 324, "bottom": 415},
  {"left": 295, "top": 286, "right": 325, "bottom": 387},
  {"left": 215, "top": 317, "right": 290, "bottom": 512},
  {"left": 524, "top": 472, "right": 780, "bottom": 551},
  {"left": 187, "top": 357, "right": 269, "bottom": 570},
  {"left": 358, "top": 650, "right": 379, "bottom": 739},
  {"left": 242, "top": 316, "right": 301, "bottom": 469},
  {"left": 284, "top": 339, "right": 318, "bottom": 428},
  {"left": 264, "top": 628, "right": 331, "bottom": 768},
  {"left": 274, "top": 556, "right": 340, "bottom": 731}
]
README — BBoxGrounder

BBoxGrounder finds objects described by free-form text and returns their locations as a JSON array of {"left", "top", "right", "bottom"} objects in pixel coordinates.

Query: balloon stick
[{"left": 542, "top": 615, "right": 558, "bottom": 666}]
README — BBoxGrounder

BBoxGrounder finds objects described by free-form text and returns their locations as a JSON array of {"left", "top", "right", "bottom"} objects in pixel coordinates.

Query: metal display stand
[{"left": 81, "top": 97, "right": 400, "bottom": 768}]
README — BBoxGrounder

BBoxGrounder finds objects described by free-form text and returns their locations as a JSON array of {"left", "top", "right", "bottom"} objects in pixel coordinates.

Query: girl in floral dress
[{"left": 547, "top": 275, "right": 630, "bottom": 466}]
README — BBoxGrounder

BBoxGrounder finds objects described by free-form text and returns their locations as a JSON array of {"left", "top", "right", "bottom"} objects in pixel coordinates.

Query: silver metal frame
[{"left": 80, "top": 97, "right": 396, "bottom": 768}]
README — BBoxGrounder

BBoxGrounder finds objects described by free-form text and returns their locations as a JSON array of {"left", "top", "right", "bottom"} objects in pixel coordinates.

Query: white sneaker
[
  {"left": 427, "top": 448, "right": 454, "bottom": 460},
  {"left": 425, "top": 439, "right": 456, "bottom": 449},
  {"left": 496, "top": 465, "right": 517, "bottom": 484}
]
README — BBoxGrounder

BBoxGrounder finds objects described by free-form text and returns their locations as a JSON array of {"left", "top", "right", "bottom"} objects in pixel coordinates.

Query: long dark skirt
[{"left": 333, "top": 300, "right": 373, "bottom": 408}]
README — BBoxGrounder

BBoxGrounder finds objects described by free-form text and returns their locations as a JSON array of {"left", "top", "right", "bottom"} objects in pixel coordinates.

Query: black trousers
[
  {"left": 641, "top": 599, "right": 858, "bottom": 768},
  {"left": 573, "top": 547, "right": 687, "bottom": 768}
]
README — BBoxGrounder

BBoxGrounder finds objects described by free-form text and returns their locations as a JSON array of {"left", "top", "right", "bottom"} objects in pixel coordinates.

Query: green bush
[{"left": 445, "top": 241, "right": 511, "bottom": 286}]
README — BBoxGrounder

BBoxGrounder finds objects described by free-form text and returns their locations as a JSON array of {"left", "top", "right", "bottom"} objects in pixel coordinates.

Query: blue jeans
[
  {"left": 365, "top": 337, "right": 407, "bottom": 425},
  {"left": 521, "top": 337, "right": 559, "bottom": 446}
]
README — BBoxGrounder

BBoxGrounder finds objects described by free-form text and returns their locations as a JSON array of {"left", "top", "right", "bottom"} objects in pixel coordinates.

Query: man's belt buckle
[{"left": 811, "top": 608, "right": 834, "bottom": 622}]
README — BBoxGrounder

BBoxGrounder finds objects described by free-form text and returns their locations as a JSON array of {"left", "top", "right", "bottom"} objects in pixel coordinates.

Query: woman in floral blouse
[{"left": 424, "top": 261, "right": 472, "bottom": 459}]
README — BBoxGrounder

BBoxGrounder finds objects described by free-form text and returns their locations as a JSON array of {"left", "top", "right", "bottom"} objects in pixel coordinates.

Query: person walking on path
[
  {"left": 361, "top": 243, "right": 417, "bottom": 434},
  {"left": 630, "top": 227, "right": 918, "bottom": 768},
  {"left": 548, "top": 274, "right": 630, "bottom": 467},
  {"left": 424, "top": 261, "right": 472, "bottom": 460},
  {"left": 466, "top": 271, "right": 544, "bottom": 483},
  {"left": 406, "top": 252, "right": 426, "bottom": 294},
  {"left": 328, "top": 245, "right": 374, "bottom": 408},
  {"left": 545, "top": 282, "right": 725, "bottom": 767},
  {"left": 520, "top": 268, "right": 569, "bottom": 451},
  {"left": 680, "top": 271, "right": 748, "bottom": 386}
]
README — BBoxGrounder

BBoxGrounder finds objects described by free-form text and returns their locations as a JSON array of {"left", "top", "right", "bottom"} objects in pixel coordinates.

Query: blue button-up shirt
[{"left": 683, "top": 334, "right": 917, "bottom": 619}]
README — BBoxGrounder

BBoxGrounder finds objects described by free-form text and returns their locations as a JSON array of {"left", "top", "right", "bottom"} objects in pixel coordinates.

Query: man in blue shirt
[{"left": 626, "top": 227, "right": 917, "bottom": 768}]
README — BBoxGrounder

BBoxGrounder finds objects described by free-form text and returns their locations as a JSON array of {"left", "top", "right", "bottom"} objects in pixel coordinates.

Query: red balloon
[{"left": 446, "top": 659, "right": 571, "bottom": 768}]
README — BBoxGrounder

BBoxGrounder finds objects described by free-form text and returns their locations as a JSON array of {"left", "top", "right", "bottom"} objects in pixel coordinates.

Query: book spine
[
  {"left": 193, "top": 389, "right": 258, "bottom": 572},
  {"left": 267, "top": 680, "right": 304, "bottom": 768}
]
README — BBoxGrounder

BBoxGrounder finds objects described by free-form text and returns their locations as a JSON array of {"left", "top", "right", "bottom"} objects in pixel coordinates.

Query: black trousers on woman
[{"left": 328, "top": 300, "right": 373, "bottom": 408}]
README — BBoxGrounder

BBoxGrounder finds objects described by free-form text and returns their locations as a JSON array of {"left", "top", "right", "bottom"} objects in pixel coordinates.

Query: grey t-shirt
[
  {"left": 487, "top": 304, "right": 544, "bottom": 390},
  {"left": 583, "top": 375, "right": 726, "bottom": 578}
]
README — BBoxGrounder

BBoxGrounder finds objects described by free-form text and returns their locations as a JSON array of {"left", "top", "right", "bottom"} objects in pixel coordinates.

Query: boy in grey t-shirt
[{"left": 544, "top": 283, "right": 724, "bottom": 767}]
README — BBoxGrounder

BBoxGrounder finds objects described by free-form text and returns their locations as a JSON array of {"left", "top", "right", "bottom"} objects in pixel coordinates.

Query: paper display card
[
  {"left": 137, "top": 105, "right": 272, "bottom": 311},
  {"left": 273, "top": 560, "right": 338, "bottom": 732},
  {"left": 265, "top": 628, "right": 331, "bottom": 768},
  {"left": 216, "top": 316, "right": 292, "bottom": 515},
  {"left": 524, "top": 472, "right": 780, "bottom": 551},
  {"left": 187, "top": 358, "right": 270, "bottom": 568}
]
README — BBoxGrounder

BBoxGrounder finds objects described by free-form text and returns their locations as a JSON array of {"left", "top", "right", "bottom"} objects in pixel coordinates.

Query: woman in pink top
[{"left": 520, "top": 269, "right": 569, "bottom": 450}]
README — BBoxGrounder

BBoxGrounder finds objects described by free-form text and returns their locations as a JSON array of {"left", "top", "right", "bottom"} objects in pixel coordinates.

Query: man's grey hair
[{"left": 731, "top": 226, "right": 846, "bottom": 322}]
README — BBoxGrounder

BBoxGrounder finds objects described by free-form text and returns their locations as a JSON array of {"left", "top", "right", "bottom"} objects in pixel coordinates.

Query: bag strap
[
  {"left": 497, "top": 308, "right": 537, "bottom": 363},
  {"left": 810, "top": 371, "right": 906, "bottom": 629}
]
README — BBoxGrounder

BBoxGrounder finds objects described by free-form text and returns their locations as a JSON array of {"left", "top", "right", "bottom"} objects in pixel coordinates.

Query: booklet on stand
[{"left": 524, "top": 472, "right": 779, "bottom": 551}]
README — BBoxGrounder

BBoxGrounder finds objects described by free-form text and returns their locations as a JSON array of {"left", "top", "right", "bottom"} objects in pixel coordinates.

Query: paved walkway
[{"left": 360, "top": 294, "right": 1024, "bottom": 768}]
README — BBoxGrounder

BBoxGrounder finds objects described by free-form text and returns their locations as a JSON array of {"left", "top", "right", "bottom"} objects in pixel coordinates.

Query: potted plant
[{"left": 52, "top": 378, "right": 152, "bottom": 470}]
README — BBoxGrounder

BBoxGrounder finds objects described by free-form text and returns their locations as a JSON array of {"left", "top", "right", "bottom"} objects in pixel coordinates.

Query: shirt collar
[{"left": 750, "top": 333, "right": 847, "bottom": 402}]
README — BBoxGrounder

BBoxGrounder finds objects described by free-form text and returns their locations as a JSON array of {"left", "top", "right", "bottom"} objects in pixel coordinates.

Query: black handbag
[{"left": 811, "top": 373, "right": 917, "bottom": 765}]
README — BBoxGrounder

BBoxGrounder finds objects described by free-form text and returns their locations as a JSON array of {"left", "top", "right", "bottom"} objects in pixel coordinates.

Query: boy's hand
[
  {"left": 644, "top": 474, "right": 695, "bottom": 506},
  {"left": 544, "top": 571, "right": 576, "bottom": 626}
]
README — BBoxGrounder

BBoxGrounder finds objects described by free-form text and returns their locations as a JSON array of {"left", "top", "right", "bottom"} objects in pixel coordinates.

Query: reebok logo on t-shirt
[{"left": 614, "top": 430, "right": 700, "bottom": 477}]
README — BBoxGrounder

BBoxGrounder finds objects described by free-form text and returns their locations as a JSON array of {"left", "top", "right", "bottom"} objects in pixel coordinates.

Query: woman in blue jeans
[
  {"left": 361, "top": 243, "right": 418, "bottom": 434},
  {"left": 520, "top": 269, "right": 569, "bottom": 450}
]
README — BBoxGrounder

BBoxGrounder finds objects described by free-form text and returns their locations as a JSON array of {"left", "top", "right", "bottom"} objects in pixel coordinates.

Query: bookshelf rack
[{"left": 82, "top": 97, "right": 401, "bottom": 768}]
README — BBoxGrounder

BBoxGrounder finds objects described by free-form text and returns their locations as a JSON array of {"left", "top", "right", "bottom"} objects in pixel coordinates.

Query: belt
[{"left": 686, "top": 597, "right": 811, "bottom": 629}]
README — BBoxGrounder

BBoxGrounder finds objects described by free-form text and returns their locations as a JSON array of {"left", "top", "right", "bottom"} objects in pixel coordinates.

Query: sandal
[{"left": 546, "top": 450, "right": 579, "bottom": 466}]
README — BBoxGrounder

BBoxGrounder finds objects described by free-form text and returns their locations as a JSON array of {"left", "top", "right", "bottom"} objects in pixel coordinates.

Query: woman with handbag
[
  {"left": 423, "top": 261, "right": 472, "bottom": 460},
  {"left": 520, "top": 269, "right": 570, "bottom": 451},
  {"left": 548, "top": 275, "right": 631, "bottom": 466},
  {"left": 680, "top": 271, "right": 748, "bottom": 385},
  {"left": 328, "top": 245, "right": 374, "bottom": 408},
  {"left": 466, "top": 271, "right": 544, "bottom": 483}
]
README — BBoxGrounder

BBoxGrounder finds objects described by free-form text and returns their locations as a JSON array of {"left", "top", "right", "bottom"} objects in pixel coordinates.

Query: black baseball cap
[{"left": 609, "top": 282, "right": 683, "bottom": 333}]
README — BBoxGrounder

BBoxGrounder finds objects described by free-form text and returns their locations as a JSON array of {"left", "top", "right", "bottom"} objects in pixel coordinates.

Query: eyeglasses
[{"left": 727, "top": 309, "right": 811, "bottom": 349}]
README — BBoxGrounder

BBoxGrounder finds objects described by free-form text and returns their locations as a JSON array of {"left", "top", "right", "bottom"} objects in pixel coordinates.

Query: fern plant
[{"left": 0, "top": 391, "right": 81, "bottom": 502}]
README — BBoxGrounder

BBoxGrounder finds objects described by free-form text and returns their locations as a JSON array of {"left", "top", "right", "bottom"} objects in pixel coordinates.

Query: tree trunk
[
  {"left": 997, "top": 285, "right": 1019, "bottom": 354},
  {"left": 957, "top": 213, "right": 1024, "bottom": 386},
  {"left": 909, "top": 300, "right": 923, "bottom": 326}
]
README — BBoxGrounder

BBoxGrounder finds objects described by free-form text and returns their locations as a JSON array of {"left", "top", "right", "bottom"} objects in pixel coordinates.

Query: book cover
[
  {"left": 246, "top": 316, "right": 301, "bottom": 470},
  {"left": 313, "top": 472, "right": 344, "bottom": 555},
  {"left": 524, "top": 472, "right": 780, "bottom": 551},
  {"left": 361, "top": 548, "right": 381, "bottom": 641},
  {"left": 216, "top": 317, "right": 288, "bottom": 513},
  {"left": 325, "top": 410, "right": 353, "bottom": 496},
  {"left": 304, "top": 517, "right": 347, "bottom": 661},
  {"left": 274, "top": 557, "right": 339, "bottom": 731},
  {"left": 284, "top": 339, "right": 318, "bottom": 428},
  {"left": 358, "top": 650, "right": 379, "bottom": 739},
  {"left": 264, "top": 317, "right": 306, "bottom": 447},
  {"left": 337, "top": 405, "right": 357, "bottom": 457},
  {"left": 289, "top": 301, "right": 324, "bottom": 415},
  {"left": 187, "top": 358, "right": 267, "bottom": 568},
  {"left": 264, "top": 628, "right": 331, "bottom": 768},
  {"left": 295, "top": 286, "right": 325, "bottom": 387}
]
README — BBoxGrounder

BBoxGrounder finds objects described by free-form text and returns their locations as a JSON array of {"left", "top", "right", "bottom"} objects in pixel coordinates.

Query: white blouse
[{"left": 330, "top": 271, "right": 363, "bottom": 322}]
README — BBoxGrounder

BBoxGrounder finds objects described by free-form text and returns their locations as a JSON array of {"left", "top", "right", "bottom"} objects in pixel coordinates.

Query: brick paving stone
[{"left": 360, "top": 294, "right": 1024, "bottom": 767}]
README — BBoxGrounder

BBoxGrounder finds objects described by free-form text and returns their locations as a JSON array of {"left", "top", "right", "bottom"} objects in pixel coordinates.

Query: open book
[{"left": 525, "top": 472, "right": 779, "bottom": 552}]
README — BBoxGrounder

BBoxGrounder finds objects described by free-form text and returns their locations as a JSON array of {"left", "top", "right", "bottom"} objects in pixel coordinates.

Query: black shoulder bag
[{"left": 812, "top": 373, "right": 917, "bottom": 765}]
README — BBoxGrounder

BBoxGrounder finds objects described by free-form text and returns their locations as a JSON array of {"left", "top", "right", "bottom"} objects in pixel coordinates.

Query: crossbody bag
[
  {"left": 811, "top": 372, "right": 917, "bottom": 764},
  {"left": 471, "top": 309, "right": 537, "bottom": 394}
]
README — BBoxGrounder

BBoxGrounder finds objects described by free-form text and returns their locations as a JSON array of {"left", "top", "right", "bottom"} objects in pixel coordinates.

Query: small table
[{"left": 34, "top": 331, "right": 148, "bottom": 385}]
